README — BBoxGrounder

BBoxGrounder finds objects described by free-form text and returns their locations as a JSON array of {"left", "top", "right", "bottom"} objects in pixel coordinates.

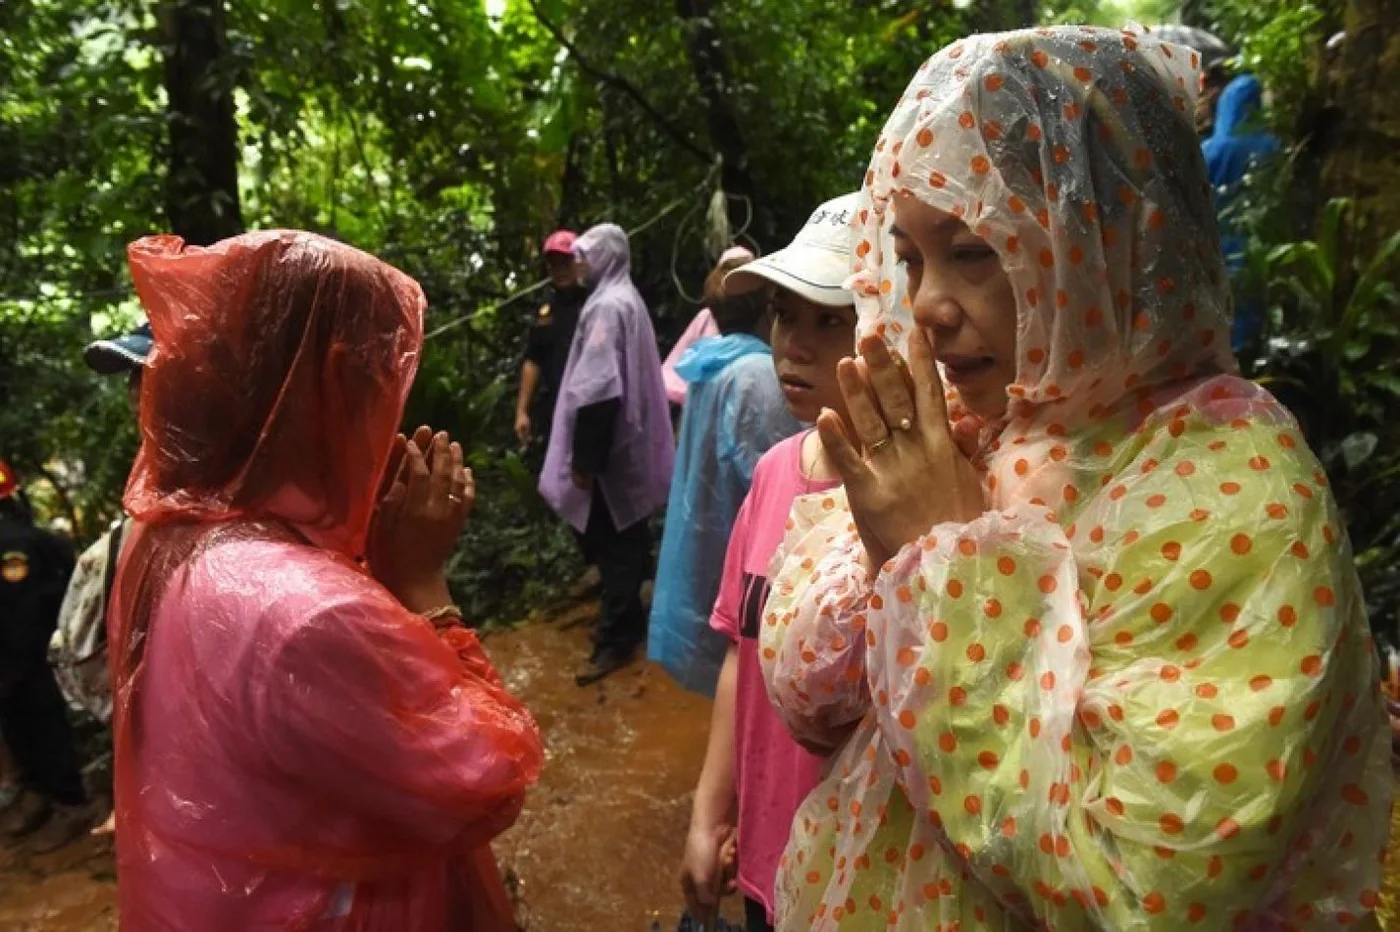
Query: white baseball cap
[{"left": 726, "top": 192, "right": 858, "bottom": 307}]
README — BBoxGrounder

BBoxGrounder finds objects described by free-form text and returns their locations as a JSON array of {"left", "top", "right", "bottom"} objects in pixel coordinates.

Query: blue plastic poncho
[
  {"left": 1202, "top": 74, "right": 1279, "bottom": 350},
  {"left": 647, "top": 334, "right": 800, "bottom": 695},
  {"left": 1203, "top": 75, "right": 1279, "bottom": 199}
]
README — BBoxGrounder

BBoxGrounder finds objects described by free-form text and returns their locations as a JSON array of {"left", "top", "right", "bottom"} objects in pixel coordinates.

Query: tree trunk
[
  {"left": 675, "top": 0, "right": 773, "bottom": 246},
  {"left": 159, "top": 0, "right": 243, "bottom": 246},
  {"left": 557, "top": 131, "right": 587, "bottom": 231},
  {"left": 601, "top": 92, "right": 626, "bottom": 207},
  {"left": 1321, "top": 0, "right": 1400, "bottom": 240}
]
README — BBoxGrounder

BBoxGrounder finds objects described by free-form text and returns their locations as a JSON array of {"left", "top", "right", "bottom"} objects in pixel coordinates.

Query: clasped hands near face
[
  {"left": 367, "top": 425, "right": 475, "bottom": 613},
  {"left": 817, "top": 330, "right": 987, "bottom": 570},
  {"left": 362, "top": 328, "right": 985, "bottom": 606}
]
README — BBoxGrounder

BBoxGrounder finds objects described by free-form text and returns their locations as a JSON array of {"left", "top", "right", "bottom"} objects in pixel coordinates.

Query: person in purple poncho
[{"left": 540, "top": 223, "right": 675, "bottom": 685}]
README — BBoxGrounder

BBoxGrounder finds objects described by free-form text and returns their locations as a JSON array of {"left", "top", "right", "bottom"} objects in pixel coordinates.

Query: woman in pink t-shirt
[{"left": 679, "top": 194, "right": 858, "bottom": 932}]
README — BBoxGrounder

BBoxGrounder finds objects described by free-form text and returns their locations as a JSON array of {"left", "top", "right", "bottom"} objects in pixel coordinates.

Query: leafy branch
[{"left": 526, "top": 0, "right": 713, "bottom": 164}]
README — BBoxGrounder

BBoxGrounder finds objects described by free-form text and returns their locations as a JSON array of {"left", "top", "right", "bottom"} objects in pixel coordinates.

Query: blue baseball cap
[{"left": 84, "top": 321, "right": 152, "bottom": 374}]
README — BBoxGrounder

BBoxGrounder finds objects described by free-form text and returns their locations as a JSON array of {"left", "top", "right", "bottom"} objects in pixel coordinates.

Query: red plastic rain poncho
[
  {"left": 108, "top": 231, "right": 544, "bottom": 931},
  {"left": 759, "top": 27, "right": 1391, "bottom": 930}
]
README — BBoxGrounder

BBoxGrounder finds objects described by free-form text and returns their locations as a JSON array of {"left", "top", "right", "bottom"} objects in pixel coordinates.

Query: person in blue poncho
[
  {"left": 1203, "top": 73, "right": 1280, "bottom": 353},
  {"left": 647, "top": 255, "right": 801, "bottom": 695}
]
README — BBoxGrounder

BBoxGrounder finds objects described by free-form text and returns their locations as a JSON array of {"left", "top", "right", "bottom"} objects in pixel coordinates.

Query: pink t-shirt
[
  {"left": 662, "top": 309, "right": 720, "bottom": 406},
  {"left": 710, "top": 432, "right": 838, "bottom": 921}
]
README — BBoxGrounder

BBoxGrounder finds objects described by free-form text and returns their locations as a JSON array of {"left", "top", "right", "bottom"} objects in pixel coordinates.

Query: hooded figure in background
[
  {"left": 540, "top": 223, "right": 675, "bottom": 685},
  {"left": 1203, "top": 74, "right": 1279, "bottom": 197},
  {"left": 1202, "top": 73, "right": 1279, "bottom": 351},
  {"left": 109, "top": 231, "right": 543, "bottom": 931},
  {"left": 758, "top": 26, "right": 1387, "bottom": 929},
  {"left": 647, "top": 255, "right": 800, "bottom": 696}
]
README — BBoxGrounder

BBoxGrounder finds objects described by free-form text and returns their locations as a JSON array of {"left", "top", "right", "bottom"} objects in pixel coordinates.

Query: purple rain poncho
[{"left": 539, "top": 224, "right": 675, "bottom": 533}]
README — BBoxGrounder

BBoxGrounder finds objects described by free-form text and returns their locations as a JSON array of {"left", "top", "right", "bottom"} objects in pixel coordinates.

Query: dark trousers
[
  {"left": 570, "top": 528, "right": 595, "bottom": 568},
  {"left": 744, "top": 897, "right": 774, "bottom": 932},
  {"left": 0, "top": 669, "right": 87, "bottom": 806},
  {"left": 582, "top": 489, "right": 651, "bottom": 656}
]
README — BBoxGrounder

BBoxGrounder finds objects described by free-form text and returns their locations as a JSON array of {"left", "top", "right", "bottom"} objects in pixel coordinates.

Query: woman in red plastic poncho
[{"left": 108, "top": 231, "right": 544, "bottom": 931}]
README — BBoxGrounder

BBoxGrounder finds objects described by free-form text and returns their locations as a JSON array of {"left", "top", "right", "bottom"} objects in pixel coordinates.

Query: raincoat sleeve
[
  {"left": 556, "top": 301, "right": 625, "bottom": 482},
  {"left": 260, "top": 585, "right": 543, "bottom": 854},
  {"left": 763, "top": 421, "right": 1389, "bottom": 926},
  {"left": 761, "top": 489, "right": 873, "bottom": 751}
]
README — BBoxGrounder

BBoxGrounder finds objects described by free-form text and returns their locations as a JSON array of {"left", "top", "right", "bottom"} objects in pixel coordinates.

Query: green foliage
[
  {"left": 3, "top": 0, "right": 1013, "bottom": 620},
  {"left": 5, "top": 0, "right": 1394, "bottom": 634},
  {"left": 0, "top": 301, "right": 141, "bottom": 539},
  {"left": 1240, "top": 195, "right": 1400, "bottom": 637},
  {"left": 1206, "top": 0, "right": 1327, "bottom": 125},
  {"left": 1039, "top": 0, "right": 1178, "bottom": 28},
  {"left": 0, "top": 0, "right": 160, "bottom": 535}
]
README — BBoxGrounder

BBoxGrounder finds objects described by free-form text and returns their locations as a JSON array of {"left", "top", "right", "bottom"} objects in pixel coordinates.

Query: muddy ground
[{"left": 0, "top": 603, "right": 1396, "bottom": 930}]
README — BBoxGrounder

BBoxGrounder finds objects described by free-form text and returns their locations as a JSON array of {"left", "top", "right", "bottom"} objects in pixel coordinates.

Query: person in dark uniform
[
  {"left": 515, "top": 230, "right": 602, "bottom": 594},
  {"left": 513, "top": 229, "right": 589, "bottom": 451},
  {"left": 0, "top": 461, "right": 91, "bottom": 851}
]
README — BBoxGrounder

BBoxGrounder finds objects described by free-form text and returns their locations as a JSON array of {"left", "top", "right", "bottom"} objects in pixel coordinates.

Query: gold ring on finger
[{"left": 869, "top": 434, "right": 894, "bottom": 453}]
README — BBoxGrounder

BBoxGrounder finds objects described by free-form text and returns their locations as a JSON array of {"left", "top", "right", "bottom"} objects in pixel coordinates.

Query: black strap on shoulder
[{"left": 97, "top": 519, "right": 125, "bottom": 646}]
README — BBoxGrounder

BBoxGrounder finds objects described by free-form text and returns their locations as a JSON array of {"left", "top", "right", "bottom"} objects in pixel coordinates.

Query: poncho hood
[
  {"left": 851, "top": 25, "right": 1236, "bottom": 440},
  {"left": 124, "top": 231, "right": 425, "bottom": 560}
]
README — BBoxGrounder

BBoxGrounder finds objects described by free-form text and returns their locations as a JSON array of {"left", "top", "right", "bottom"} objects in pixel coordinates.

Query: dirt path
[
  {"left": 487, "top": 604, "right": 742, "bottom": 929},
  {"left": 0, "top": 833, "right": 117, "bottom": 931},
  {"left": 0, "top": 606, "right": 1396, "bottom": 929}
]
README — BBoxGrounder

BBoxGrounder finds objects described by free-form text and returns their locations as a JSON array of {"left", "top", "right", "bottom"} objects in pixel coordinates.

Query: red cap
[
  {"left": 542, "top": 230, "right": 577, "bottom": 256},
  {"left": 0, "top": 461, "right": 17, "bottom": 500}
]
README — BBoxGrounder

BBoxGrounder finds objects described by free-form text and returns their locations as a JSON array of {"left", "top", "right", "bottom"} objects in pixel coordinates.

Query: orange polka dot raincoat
[{"left": 759, "top": 25, "right": 1391, "bottom": 930}]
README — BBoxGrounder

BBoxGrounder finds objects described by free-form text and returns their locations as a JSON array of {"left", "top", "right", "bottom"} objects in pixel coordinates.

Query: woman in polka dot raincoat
[{"left": 759, "top": 25, "right": 1391, "bottom": 930}]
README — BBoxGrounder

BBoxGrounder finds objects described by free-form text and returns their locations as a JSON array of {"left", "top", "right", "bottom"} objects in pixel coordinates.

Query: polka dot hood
[
  {"left": 758, "top": 25, "right": 1390, "bottom": 932},
  {"left": 852, "top": 24, "right": 1234, "bottom": 429}
]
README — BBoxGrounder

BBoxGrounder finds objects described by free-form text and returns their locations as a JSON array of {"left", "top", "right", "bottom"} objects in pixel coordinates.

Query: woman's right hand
[
  {"left": 680, "top": 822, "right": 736, "bottom": 922},
  {"left": 818, "top": 332, "right": 985, "bottom": 566},
  {"left": 368, "top": 426, "right": 474, "bottom": 611}
]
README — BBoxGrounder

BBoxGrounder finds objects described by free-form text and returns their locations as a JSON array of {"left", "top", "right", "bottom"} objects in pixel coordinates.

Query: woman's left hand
[
  {"left": 817, "top": 329, "right": 986, "bottom": 568},
  {"left": 368, "top": 426, "right": 474, "bottom": 609}
]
